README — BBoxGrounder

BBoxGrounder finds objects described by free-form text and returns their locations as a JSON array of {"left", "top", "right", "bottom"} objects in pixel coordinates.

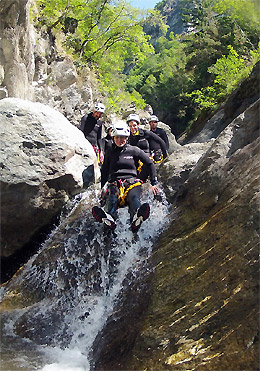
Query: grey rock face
[
  {"left": 0, "top": 0, "right": 34, "bottom": 100},
  {"left": 114, "top": 104, "right": 260, "bottom": 371},
  {"left": 172, "top": 99, "right": 260, "bottom": 234},
  {"left": 158, "top": 141, "right": 212, "bottom": 202},
  {"left": 0, "top": 0, "right": 95, "bottom": 128},
  {"left": 0, "top": 98, "right": 97, "bottom": 257}
]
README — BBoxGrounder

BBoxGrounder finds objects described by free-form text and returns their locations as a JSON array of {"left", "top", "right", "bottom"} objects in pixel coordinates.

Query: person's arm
[
  {"left": 159, "top": 129, "right": 169, "bottom": 151},
  {"left": 100, "top": 138, "right": 106, "bottom": 153},
  {"left": 100, "top": 146, "right": 111, "bottom": 187},
  {"left": 146, "top": 131, "right": 168, "bottom": 158},
  {"left": 136, "top": 148, "right": 159, "bottom": 194},
  {"left": 79, "top": 114, "right": 87, "bottom": 133},
  {"left": 97, "top": 121, "right": 103, "bottom": 150},
  {"left": 97, "top": 121, "right": 104, "bottom": 163}
]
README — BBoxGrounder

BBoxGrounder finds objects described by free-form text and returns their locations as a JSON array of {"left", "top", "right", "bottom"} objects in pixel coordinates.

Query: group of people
[{"left": 80, "top": 103, "right": 169, "bottom": 233}]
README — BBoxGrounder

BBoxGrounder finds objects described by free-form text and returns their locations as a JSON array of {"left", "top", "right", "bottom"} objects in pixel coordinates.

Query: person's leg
[
  {"left": 127, "top": 185, "right": 142, "bottom": 221},
  {"left": 106, "top": 184, "right": 120, "bottom": 220},
  {"left": 92, "top": 183, "right": 119, "bottom": 230},
  {"left": 127, "top": 185, "right": 150, "bottom": 232}
]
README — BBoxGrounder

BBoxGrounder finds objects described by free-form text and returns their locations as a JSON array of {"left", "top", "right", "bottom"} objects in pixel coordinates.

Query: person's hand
[
  {"left": 151, "top": 185, "right": 159, "bottom": 195},
  {"left": 99, "top": 150, "right": 104, "bottom": 164}
]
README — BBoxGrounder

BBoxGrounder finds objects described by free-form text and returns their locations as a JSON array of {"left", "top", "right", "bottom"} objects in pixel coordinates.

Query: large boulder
[
  {"left": 157, "top": 141, "right": 212, "bottom": 202},
  {"left": 0, "top": 97, "right": 97, "bottom": 258}
]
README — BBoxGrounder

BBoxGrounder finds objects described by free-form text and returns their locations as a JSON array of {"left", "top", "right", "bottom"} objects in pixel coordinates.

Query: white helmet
[
  {"left": 126, "top": 113, "right": 140, "bottom": 124},
  {"left": 94, "top": 102, "right": 105, "bottom": 113},
  {"left": 149, "top": 115, "right": 159, "bottom": 122},
  {"left": 111, "top": 120, "right": 130, "bottom": 137}
]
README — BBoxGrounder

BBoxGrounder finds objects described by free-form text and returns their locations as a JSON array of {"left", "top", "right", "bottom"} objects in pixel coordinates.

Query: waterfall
[{"left": 0, "top": 184, "right": 170, "bottom": 370}]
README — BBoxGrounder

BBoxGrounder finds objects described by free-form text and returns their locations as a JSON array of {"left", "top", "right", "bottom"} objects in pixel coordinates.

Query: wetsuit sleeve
[
  {"left": 97, "top": 121, "right": 103, "bottom": 151},
  {"left": 80, "top": 114, "right": 87, "bottom": 132},
  {"left": 160, "top": 129, "right": 169, "bottom": 151},
  {"left": 147, "top": 131, "right": 167, "bottom": 158},
  {"left": 135, "top": 147, "right": 158, "bottom": 185},
  {"left": 101, "top": 146, "right": 111, "bottom": 187}
]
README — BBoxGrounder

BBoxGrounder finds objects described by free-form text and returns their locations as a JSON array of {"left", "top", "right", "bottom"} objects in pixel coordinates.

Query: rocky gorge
[{"left": 0, "top": 0, "right": 259, "bottom": 370}]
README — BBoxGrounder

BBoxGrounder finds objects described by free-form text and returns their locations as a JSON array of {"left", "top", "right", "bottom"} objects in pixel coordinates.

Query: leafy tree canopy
[
  {"left": 127, "top": 0, "right": 260, "bottom": 135},
  {"left": 33, "top": 0, "right": 260, "bottom": 136},
  {"left": 34, "top": 0, "right": 166, "bottom": 110}
]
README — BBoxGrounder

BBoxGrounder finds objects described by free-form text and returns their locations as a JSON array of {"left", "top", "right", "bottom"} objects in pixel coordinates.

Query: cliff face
[
  {"left": 0, "top": 0, "right": 97, "bottom": 127},
  {"left": 144, "top": 0, "right": 195, "bottom": 42},
  {"left": 95, "top": 100, "right": 260, "bottom": 371},
  {"left": 0, "top": 0, "right": 34, "bottom": 100},
  {"left": 155, "top": 0, "right": 190, "bottom": 35}
]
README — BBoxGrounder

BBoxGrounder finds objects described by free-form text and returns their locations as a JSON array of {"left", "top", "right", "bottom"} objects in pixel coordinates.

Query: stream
[{"left": 0, "top": 184, "right": 170, "bottom": 370}]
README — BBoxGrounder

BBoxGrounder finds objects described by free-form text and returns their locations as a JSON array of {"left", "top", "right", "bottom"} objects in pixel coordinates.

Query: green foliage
[
  {"left": 33, "top": 0, "right": 260, "bottom": 135},
  {"left": 127, "top": 33, "right": 188, "bottom": 98},
  {"left": 127, "top": 0, "right": 259, "bottom": 135},
  {"left": 35, "top": 0, "right": 153, "bottom": 64},
  {"left": 34, "top": 0, "right": 156, "bottom": 112},
  {"left": 187, "top": 43, "right": 260, "bottom": 109},
  {"left": 213, "top": 0, "right": 260, "bottom": 37},
  {"left": 209, "top": 46, "right": 246, "bottom": 91}
]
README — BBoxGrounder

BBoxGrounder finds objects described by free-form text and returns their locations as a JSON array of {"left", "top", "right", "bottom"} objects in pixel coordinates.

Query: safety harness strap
[
  {"left": 93, "top": 145, "right": 100, "bottom": 163},
  {"left": 118, "top": 179, "right": 142, "bottom": 206},
  {"left": 137, "top": 160, "right": 143, "bottom": 173},
  {"left": 150, "top": 150, "right": 164, "bottom": 164}
]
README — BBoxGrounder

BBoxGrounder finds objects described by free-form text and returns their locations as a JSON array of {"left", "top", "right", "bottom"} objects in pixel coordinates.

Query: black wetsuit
[
  {"left": 80, "top": 112, "right": 103, "bottom": 151},
  {"left": 101, "top": 143, "right": 157, "bottom": 219},
  {"left": 150, "top": 127, "right": 169, "bottom": 151},
  {"left": 129, "top": 128, "right": 167, "bottom": 181},
  {"left": 101, "top": 133, "right": 113, "bottom": 154},
  {"left": 129, "top": 128, "right": 167, "bottom": 157}
]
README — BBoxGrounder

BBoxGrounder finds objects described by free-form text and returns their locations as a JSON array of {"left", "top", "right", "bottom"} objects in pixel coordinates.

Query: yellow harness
[
  {"left": 93, "top": 146, "right": 101, "bottom": 164},
  {"left": 150, "top": 150, "right": 164, "bottom": 164},
  {"left": 118, "top": 180, "right": 142, "bottom": 206},
  {"left": 137, "top": 160, "right": 143, "bottom": 173},
  {"left": 137, "top": 154, "right": 163, "bottom": 173},
  {"left": 154, "top": 156, "right": 163, "bottom": 164}
]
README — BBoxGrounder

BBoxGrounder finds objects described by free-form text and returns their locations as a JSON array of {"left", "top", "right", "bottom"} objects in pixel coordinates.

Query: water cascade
[{"left": 1, "top": 184, "right": 170, "bottom": 370}]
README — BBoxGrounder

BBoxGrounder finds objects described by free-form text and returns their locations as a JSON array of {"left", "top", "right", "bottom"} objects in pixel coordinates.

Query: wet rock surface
[{"left": 115, "top": 100, "right": 259, "bottom": 370}]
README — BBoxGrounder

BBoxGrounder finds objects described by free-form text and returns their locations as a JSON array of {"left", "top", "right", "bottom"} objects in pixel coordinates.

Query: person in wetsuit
[
  {"left": 92, "top": 120, "right": 159, "bottom": 232},
  {"left": 149, "top": 115, "right": 169, "bottom": 153},
  {"left": 101, "top": 124, "right": 113, "bottom": 155},
  {"left": 126, "top": 113, "right": 168, "bottom": 182},
  {"left": 80, "top": 102, "right": 105, "bottom": 164}
]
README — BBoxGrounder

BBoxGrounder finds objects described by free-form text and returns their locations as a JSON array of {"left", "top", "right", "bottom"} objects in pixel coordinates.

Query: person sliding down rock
[{"left": 92, "top": 120, "right": 159, "bottom": 233}]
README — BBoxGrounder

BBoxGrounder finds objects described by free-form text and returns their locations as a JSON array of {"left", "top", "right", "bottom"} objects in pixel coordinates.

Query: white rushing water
[{"left": 1, "top": 185, "right": 170, "bottom": 371}]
